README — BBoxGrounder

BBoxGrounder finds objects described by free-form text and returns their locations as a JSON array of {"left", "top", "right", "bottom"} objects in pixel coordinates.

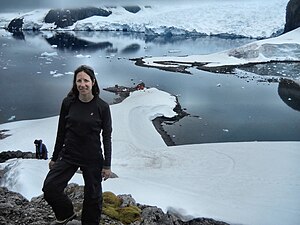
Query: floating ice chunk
[
  {"left": 8, "top": 115, "right": 16, "bottom": 121},
  {"left": 50, "top": 70, "right": 57, "bottom": 75},
  {"left": 41, "top": 52, "right": 58, "bottom": 57},
  {"left": 75, "top": 54, "right": 91, "bottom": 58},
  {"left": 168, "top": 49, "right": 181, "bottom": 53},
  {"left": 53, "top": 73, "right": 64, "bottom": 78}
]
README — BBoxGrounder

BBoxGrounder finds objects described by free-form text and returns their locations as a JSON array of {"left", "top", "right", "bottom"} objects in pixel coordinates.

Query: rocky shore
[
  {"left": 0, "top": 183, "right": 230, "bottom": 225},
  {"left": 0, "top": 150, "right": 35, "bottom": 163}
]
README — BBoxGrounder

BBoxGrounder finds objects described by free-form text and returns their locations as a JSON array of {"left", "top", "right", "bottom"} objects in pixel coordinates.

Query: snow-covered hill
[{"left": 0, "top": 0, "right": 289, "bottom": 39}]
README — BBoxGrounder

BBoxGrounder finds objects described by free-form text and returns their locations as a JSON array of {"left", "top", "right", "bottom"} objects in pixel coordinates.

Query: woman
[{"left": 42, "top": 65, "right": 112, "bottom": 225}]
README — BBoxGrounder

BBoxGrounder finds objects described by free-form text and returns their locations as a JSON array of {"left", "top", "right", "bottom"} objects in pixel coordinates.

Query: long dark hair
[{"left": 68, "top": 65, "right": 100, "bottom": 97}]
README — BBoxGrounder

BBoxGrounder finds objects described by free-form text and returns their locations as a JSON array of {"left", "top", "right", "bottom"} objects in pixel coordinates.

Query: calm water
[{"left": 0, "top": 30, "right": 300, "bottom": 145}]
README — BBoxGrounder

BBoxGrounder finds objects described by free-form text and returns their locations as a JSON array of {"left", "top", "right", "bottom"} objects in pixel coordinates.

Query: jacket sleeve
[
  {"left": 52, "top": 98, "right": 69, "bottom": 161},
  {"left": 101, "top": 103, "right": 113, "bottom": 169}
]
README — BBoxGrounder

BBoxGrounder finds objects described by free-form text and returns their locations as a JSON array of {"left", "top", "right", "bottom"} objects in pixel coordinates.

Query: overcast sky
[
  {"left": 0, "top": 0, "right": 161, "bottom": 12},
  {"left": 0, "top": 0, "right": 251, "bottom": 13},
  {"left": 0, "top": 0, "right": 142, "bottom": 12}
]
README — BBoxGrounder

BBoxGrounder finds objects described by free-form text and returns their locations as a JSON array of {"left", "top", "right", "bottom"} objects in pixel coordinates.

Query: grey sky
[
  {"left": 0, "top": 0, "right": 230, "bottom": 13},
  {"left": 0, "top": 0, "right": 148, "bottom": 12}
]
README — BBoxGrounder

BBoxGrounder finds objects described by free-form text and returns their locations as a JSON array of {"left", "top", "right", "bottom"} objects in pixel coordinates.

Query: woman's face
[{"left": 75, "top": 71, "right": 94, "bottom": 96}]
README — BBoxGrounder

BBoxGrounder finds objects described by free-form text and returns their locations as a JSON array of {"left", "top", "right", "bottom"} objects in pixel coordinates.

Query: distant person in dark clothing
[
  {"left": 34, "top": 139, "right": 48, "bottom": 160},
  {"left": 42, "top": 65, "right": 113, "bottom": 225}
]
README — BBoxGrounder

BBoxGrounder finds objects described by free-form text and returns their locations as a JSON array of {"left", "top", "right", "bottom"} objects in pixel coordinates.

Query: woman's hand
[
  {"left": 49, "top": 160, "right": 56, "bottom": 170},
  {"left": 102, "top": 168, "right": 111, "bottom": 181}
]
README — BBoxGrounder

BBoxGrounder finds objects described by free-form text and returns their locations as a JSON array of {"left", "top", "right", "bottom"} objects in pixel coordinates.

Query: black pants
[{"left": 42, "top": 159, "right": 102, "bottom": 225}]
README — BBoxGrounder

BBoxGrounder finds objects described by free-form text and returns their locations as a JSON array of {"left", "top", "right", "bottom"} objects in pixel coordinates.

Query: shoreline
[
  {"left": 152, "top": 96, "right": 189, "bottom": 146},
  {"left": 152, "top": 117, "right": 176, "bottom": 146}
]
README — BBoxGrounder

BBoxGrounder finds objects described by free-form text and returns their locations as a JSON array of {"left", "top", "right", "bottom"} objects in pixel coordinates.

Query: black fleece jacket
[{"left": 52, "top": 95, "right": 112, "bottom": 169}]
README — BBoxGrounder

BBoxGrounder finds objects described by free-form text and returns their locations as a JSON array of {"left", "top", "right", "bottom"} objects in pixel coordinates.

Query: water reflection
[
  {"left": 11, "top": 30, "right": 142, "bottom": 54},
  {"left": 45, "top": 32, "right": 113, "bottom": 51},
  {"left": 121, "top": 43, "right": 140, "bottom": 54},
  {"left": 278, "top": 79, "right": 300, "bottom": 111},
  {"left": 12, "top": 32, "right": 25, "bottom": 40}
]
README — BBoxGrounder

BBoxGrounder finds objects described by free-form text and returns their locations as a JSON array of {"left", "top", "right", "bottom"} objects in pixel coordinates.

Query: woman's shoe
[{"left": 51, "top": 213, "right": 77, "bottom": 225}]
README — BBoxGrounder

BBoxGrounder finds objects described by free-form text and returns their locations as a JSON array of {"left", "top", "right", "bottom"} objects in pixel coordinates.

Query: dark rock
[
  {"left": 183, "top": 218, "right": 230, "bottom": 225},
  {"left": 284, "top": 0, "right": 300, "bottom": 33},
  {"left": 278, "top": 78, "right": 300, "bottom": 111},
  {"left": 44, "top": 7, "right": 112, "bottom": 28},
  {"left": 118, "top": 194, "right": 136, "bottom": 207},
  {"left": 132, "top": 57, "right": 193, "bottom": 75},
  {"left": 123, "top": 6, "right": 141, "bottom": 13},
  {"left": 7, "top": 18, "right": 23, "bottom": 32},
  {"left": 103, "top": 83, "right": 145, "bottom": 94},
  {"left": 0, "top": 184, "right": 230, "bottom": 225},
  {"left": 136, "top": 204, "right": 230, "bottom": 225},
  {"left": 0, "top": 170, "right": 4, "bottom": 181},
  {"left": 0, "top": 186, "right": 50, "bottom": 225},
  {"left": 137, "top": 205, "right": 179, "bottom": 224},
  {"left": 0, "top": 130, "right": 11, "bottom": 140},
  {"left": 0, "top": 150, "right": 35, "bottom": 163},
  {"left": 152, "top": 95, "right": 189, "bottom": 146}
]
